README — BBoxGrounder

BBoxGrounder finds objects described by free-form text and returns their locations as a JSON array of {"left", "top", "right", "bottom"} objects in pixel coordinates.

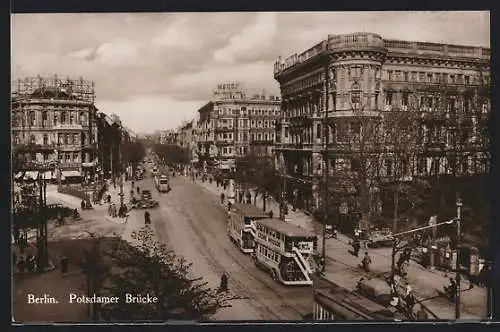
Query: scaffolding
[{"left": 11, "top": 75, "right": 95, "bottom": 103}]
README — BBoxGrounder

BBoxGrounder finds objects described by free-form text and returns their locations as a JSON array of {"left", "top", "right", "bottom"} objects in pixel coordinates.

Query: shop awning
[
  {"left": 23, "top": 171, "right": 39, "bottom": 180},
  {"left": 82, "top": 161, "right": 96, "bottom": 167},
  {"left": 62, "top": 170, "right": 82, "bottom": 177}
]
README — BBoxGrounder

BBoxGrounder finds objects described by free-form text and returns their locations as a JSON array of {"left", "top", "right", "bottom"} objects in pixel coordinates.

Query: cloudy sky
[{"left": 12, "top": 11, "right": 490, "bottom": 133}]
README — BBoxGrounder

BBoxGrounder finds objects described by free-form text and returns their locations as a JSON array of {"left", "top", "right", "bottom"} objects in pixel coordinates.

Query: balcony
[
  {"left": 215, "top": 127, "right": 234, "bottom": 133},
  {"left": 249, "top": 139, "right": 274, "bottom": 146},
  {"left": 53, "top": 123, "right": 83, "bottom": 130}
]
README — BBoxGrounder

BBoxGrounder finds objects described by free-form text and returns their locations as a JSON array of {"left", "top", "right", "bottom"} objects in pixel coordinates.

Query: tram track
[
  {"left": 147, "top": 177, "right": 311, "bottom": 320},
  {"left": 178, "top": 185, "right": 311, "bottom": 320}
]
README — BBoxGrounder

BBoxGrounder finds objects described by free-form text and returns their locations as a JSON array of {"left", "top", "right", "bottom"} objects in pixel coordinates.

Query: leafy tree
[
  {"left": 123, "top": 141, "right": 145, "bottom": 166},
  {"left": 153, "top": 144, "right": 190, "bottom": 165},
  {"left": 100, "top": 227, "right": 226, "bottom": 321}
]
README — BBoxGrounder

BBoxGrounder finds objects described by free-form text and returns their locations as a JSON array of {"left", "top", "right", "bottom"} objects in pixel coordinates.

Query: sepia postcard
[{"left": 11, "top": 11, "right": 492, "bottom": 323}]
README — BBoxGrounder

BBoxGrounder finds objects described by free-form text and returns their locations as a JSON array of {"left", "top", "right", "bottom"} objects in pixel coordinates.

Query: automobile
[
  {"left": 365, "top": 229, "right": 394, "bottom": 248},
  {"left": 141, "top": 190, "right": 152, "bottom": 201}
]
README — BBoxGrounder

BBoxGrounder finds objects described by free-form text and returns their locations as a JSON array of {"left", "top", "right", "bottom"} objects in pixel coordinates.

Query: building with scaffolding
[
  {"left": 196, "top": 82, "right": 281, "bottom": 170},
  {"left": 11, "top": 75, "right": 98, "bottom": 182},
  {"left": 273, "top": 33, "right": 490, "bottom": 231}
]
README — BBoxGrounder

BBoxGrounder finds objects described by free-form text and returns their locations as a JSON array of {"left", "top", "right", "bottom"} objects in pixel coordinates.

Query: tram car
[
  {"left": 227, "top": 203, "right": 269, "bottom": 253},
  {"left": 253, "top": 218, "right": 318, "bottom": 286}
]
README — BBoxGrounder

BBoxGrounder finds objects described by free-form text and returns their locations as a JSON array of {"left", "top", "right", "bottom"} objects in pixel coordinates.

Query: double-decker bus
[
  {"left": 227, "top": 203, "right": 269, "bottom": 253},
  {"left": 253, "top": 218, "right": 318, "bottom": 286}
]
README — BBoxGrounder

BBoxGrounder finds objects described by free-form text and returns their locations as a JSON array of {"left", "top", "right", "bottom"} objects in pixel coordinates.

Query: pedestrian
[
  {"left": 17, "top": 257, "right": 26, "bottom": 277},
  {"left": 416, "top": 305, "right": 429, "bottom": 320},
  {"left": 13, "top": 226, "right": 20, "bottom": 245},
  {"left": 137, "top": 187, "right": 140, "bottom": 195},
  {"left": 219, "top": 271, "right": 229, "bottom": 293},
  {"left": 220, "top": 192, "right": 225, "bottom": 205},
  {"left": 132, "top": 180, "right": 135, "bottom": 189},
  {"left": 246, "top": 192, "right": 251, "bottom": 204},
  {"left": 268, "top": 210, "right": 274, "bottom": 218},
  {"left": 60, "top": 256, "right": 69, "bottom": 276},
  {"left": 352, "top": 238, "right": 361, "bottom": 257},
  {"left": 361, "top": 252, "right": 372, "bottom": 272},
  {"left": 81, "top": 199, "right": 86, "bottom": 210},
  {"left": 26, "top": 255, "right": 35, "bottom": 273}
]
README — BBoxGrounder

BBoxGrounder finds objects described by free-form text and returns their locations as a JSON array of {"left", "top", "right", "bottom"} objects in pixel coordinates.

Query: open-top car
[{"left": 365, "top": 229, "right": 394, "bottom": 248}]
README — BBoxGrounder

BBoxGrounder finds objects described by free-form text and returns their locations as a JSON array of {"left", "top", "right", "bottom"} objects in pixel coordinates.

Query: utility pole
[
  {"left": 118, "top": 127, "right": 124, "bottom": 209},
  {"left": 455, "top": 196, "right": 462, "bottom": 320},
  {"left": 321, "top": 60, "right": 330, "bottom": 273}
]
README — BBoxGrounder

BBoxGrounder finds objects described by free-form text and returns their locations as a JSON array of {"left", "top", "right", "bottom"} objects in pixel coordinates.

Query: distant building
[
  {"left": 196, "top": 82, "right": 281, "bottom": 168},
  {"left": 11, "top": 75, "right": 98, "bottom": 181}
]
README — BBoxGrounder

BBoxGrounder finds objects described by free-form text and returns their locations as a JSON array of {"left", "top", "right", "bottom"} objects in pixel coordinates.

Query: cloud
[
  {"left": 151, "top": 17, "right": 203, "bottom": 50},
  {"left": 213, "top": 13, "right": 278, "bottom": 64},
  {"left": 11, "top": 11, "right": 490, "bottom": 133}
]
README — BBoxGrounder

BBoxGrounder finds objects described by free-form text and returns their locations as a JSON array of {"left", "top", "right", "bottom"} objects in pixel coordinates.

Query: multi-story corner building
[
  {"left": 197, "top": 82, "right": 281, "bottom": 169},
  {"left": 273, "top": 32, "right": 490, "bottom": 227},
  {"left": 11, "top": 75, "right": 99, "bottom": 181}
]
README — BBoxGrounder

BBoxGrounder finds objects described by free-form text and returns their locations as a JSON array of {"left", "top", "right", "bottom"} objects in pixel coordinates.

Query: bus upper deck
[{"left": 227, "top": 203, "right": 269, "bottom": 253}]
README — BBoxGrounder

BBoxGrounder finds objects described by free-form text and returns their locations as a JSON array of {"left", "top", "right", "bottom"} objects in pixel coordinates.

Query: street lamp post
[{"left": 455, "top": 197, "right": 462, "bottom": 320}]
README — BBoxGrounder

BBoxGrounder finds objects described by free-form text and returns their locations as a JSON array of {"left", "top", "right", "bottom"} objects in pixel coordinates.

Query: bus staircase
[{"left": 292, "top": 247, "right": 313, "bottom": 283}]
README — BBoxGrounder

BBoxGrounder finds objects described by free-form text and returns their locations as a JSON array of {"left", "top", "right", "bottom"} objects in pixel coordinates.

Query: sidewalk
[{"left": 193, "top": 176, "right": 487, "bottom": 319}]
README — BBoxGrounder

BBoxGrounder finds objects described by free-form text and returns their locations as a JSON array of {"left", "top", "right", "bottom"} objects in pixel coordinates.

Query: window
[
  {"left": 42, "top": 111, "right": 48, "bottom": 124},
  {"left": 403, "top": 72, "right": 409, "bottom": 82},
  {"left": 64, "top": 134, "right": 69, "bottom": 145},
  {"left": 351, "top": 158, "right": 360, "bottom": 171},
  {"left": 80, "top": 112, "right": 86, "bottom": 124},
  {"left": 65, "top": 153, "right": 71, "bottom": 162},
  {"left": 43, "top": 134, "right": 48, "bottom": 145},
  {"left": 316, "top": 124, "right": 321, "bottom": 139},
  {"left": 61, "top": 112, "right": 67, "bottom": 123},
  {"left": 385, "top": 159, "right": 393, "bottom": 176},
  {"left": 402, "top": 92, "right": 409, "bottom": 106},
  {"left": 385, "top": 91, "right": 393, "bottom": 105},
  {"left": 73, "top": 152, "right": 79, "bottom": 161},
  {"left": 73, "top": 133, "right": 79, "bottom": 145},
  {"left": 70, "top": 114, "right": 75, "bottom": 124},
  {"left": 30, "top": 135, "right": 36, "bottom": 145},
  {"left": 29, "top": 111, "right": 36, "bottom": 126}
]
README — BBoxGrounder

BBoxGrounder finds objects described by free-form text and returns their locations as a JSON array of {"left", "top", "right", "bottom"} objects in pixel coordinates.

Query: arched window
[
  {"left": 61, "top": 112, "right": 67, "bottom": 124},
  {"left": 42, "top": 111, "right": 48, "bottom": 125},
  {"left": 80, "top": 112, "right": 86, "bottom": 125},
  {"left": 29, "top": 111, "right": 36, "bottom": 126}
]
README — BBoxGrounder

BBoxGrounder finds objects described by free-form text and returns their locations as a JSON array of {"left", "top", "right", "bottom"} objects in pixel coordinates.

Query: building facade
[
  {"left": 273, "top": 33, "right": 490, "bottom": 227},
  {"left": 197, "top": 82, "right": 281, "bottom": 169},
  {"left": 11, "top": 76, "right": 98, "bottom": 181}
]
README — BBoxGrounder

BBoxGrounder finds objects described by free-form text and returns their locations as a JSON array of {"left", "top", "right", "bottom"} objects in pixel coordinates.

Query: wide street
[
  {"left": 124, "top": 171, "right": 314, "bottom": 320},
  {"left": 181, "top": 172, "right": 488, "bottom": 320}
]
